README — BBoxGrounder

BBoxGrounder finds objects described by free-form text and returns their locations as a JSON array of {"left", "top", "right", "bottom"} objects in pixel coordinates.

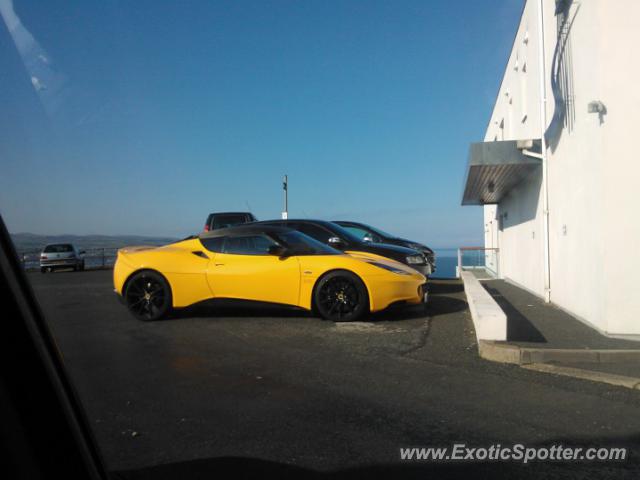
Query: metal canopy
[{"left": 461, "top": 139, "right": 542, "bottom": 206}]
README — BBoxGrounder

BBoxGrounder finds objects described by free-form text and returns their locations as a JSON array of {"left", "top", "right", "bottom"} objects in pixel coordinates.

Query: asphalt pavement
[{"left": 28, "top": 270, "right": 640, "bottom": 478}]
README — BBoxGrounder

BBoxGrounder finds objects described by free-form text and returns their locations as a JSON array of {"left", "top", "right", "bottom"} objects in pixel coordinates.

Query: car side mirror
[
  {"left": 268, "top": 245, "right": 288, "bottom": 257},
  {"left": 79, "top": 250, "right": 86, "bottom": 255},
  {"left": 328, "top": 236, "right": 345, "bottom": 249}
]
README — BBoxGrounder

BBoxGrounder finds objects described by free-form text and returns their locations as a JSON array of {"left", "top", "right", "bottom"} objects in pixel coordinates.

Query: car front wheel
[
  {"left": 314, "top": 270, "right": 369, "bottom": 322},
  {"left": 124, "top": 271, "right": 172, "bottom": 321}
]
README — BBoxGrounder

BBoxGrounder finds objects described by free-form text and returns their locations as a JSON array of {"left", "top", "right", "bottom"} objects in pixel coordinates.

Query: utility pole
[{"left": 282, "top": 174, "right": 288, "bottom": 219}]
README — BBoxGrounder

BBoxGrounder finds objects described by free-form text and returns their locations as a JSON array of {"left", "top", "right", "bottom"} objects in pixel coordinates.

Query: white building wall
[
  {"left": 483, "top": 0, "right": 545, "bottom": 297},
  {"left": 481, "top": 0, "right": 640, "bottom": 335},
  {"left": 599, "top": 1, "right": 640, "bottom": 334}
]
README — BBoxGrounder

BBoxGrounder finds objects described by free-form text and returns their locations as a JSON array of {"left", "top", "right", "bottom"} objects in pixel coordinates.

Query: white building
[{"left": 462, "top": 0, "right": 640, "bottom": 337}]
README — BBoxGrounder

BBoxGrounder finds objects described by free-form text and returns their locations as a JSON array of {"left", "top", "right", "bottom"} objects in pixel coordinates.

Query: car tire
[
  {"left": 124, "top": 270, "right": 172, "bottom": 321},
  {"left": 313, "top": 270, "right": 369, "bottom": 322},
  {"left": 40, "top": 267, "right": 46, "bottom": 274},
  {"left": 80, "top": 261, "right": 85, "bottom": 271}
]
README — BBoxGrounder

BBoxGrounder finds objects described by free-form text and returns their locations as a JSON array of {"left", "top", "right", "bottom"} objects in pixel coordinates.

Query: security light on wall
[
  {"left": 587, "top": 100, "right": 606, "bottom": 114},
  {"left": 588, "top": 100, "right": 607, "bottom": 124},
  {"left": 516, "top": 139, "right": 534, "bottom": 149},
  {"left": 517, "top": 139, "right": 544, "bottom": 160}
]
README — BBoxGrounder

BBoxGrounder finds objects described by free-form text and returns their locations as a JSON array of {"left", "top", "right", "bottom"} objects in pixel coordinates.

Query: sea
[{"left": 432, "top": 248, "right": 458, "bottom": 279}]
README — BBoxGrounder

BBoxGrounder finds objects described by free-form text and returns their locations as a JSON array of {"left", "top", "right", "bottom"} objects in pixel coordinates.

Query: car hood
[
  {"left": 366, "top": 241, "right": 423, "bottom": 256},
  {"left": 392, "top": 238, "right": 433, "bottom": 254}
]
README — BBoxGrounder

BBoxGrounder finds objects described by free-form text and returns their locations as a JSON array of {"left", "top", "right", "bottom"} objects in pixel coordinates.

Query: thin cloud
[
  {"left": 31, "top": 76, "right": 46, "bottom": 91},
  {"left": 0, "top": 0, "right": 66, "bottom": 114}
]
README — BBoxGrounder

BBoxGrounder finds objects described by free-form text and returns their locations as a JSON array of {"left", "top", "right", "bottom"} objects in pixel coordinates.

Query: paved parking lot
[{"left": 29, "top": 270, "right": 640, "bottom": 478}]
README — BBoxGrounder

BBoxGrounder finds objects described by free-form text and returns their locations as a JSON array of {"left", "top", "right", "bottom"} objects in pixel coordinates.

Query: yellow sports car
[{"left": 113, "top": 225, "right": 427, "bottom": 321}]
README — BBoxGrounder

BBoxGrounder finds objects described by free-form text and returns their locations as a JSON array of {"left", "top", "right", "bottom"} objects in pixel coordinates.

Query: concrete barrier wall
[{"left": 461, "top": 271, "right": 507, "bottom": 342}]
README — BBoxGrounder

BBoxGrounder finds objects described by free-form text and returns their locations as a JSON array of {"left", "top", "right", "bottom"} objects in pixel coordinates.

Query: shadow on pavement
[
  {"left": 167, "top": 293, "right": 467, "bottom": 323},
  {"left": 484, "top": 285, "right": 546, "bottom": 343},
  {"left": 169, "top": 299, "right": 312, "bottom": 320},
  {"left": 427, "top": 281, "right": 464, "bottom": 294}
]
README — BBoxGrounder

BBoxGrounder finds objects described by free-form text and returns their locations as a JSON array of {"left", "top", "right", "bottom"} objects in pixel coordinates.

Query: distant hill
[{"left": 11, "top": 233, "right": 179, "bottom": 252}]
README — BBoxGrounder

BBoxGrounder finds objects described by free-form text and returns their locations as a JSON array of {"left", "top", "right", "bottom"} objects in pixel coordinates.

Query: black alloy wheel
[
  {"left": 124, "top": 271, "right": 172, "bottom": 321},
  {"left": 314, "top": 270, "right": 368, "bottom": 322}
]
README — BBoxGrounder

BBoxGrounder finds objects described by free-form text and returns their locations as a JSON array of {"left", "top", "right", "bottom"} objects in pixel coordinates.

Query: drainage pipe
[{"left": 537, "top": 0, "right": 552, "bottom": 303}]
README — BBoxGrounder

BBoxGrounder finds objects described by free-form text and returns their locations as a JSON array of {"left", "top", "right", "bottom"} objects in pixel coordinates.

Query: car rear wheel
[
  {"left": 314, "top": 270, "right": 368, "bottom": 322},
  {"left": 124, "top": 271, "right": 172, "bottom": 321}
]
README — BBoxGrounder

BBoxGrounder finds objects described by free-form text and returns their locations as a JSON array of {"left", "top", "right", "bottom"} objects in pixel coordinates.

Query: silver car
[{"left": 40, "top": 243, "right": 85, "bottom": 273}]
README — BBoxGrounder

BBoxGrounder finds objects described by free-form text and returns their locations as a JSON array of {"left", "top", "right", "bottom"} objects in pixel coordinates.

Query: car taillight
[
  {"left": 204, "top": 225, "right": 210, "bottom": 232},
  {"left": 41, "top": 255, "right": 47, "bottom": 259}
]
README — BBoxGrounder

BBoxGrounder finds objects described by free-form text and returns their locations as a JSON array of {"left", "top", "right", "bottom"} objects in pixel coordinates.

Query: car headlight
[
  {"left": 405, "top": 255, "right": 425, "bottom": 265},
  {"left": 369, "top": 262, "right": 411, "bottom": 275}
]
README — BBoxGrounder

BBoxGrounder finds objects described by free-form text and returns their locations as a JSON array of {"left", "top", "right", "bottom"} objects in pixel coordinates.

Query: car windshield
[
  {"left": 324, "top": 222, "right": 366, "bottom": 244},
  {"left": 275, "top": 230, "right": 340, "bottom": 255},
  {"left": 43, "top": 244, "right": 73, "bottom": 253},
  {"left": 212, "top": 215, "right": 249, "bottom": 229},
  {"left": 362, "top": 224, "right": 396, "bottom": 239}
]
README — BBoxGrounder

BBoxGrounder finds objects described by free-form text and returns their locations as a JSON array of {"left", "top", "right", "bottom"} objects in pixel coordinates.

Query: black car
[
  {"left": 255, "top": 219, "right": 430, "bottom": 277},
  {"left": 333, "top": 220, "right": 435, "bottom": 274},
  {"left": 203, "top": 211, "right": 257, "bottom": 232}
]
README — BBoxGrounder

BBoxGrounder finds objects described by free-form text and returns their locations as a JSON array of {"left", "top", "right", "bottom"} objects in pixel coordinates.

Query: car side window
[
  {"left": 223, "top": 235, "right": 277, "bottom": 255},
  {"left": 199, "top": 237, "right": 225, "bottom": 253},
  {"left": 296, "top": 224, "right": 333, "bottom": 243}
]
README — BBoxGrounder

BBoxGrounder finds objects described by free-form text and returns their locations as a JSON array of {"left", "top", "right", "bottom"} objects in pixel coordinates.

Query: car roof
[
  {"left": 199, "top": 224, "right": 292, "bottom": 239},
  {"left": 255, "top": 219, "right": 335, "bottom": 227},
  {"left": 206, "top": 211, "right": 253, "bottom": 216},
  {"left": 332, "top": 220, "right": 362, "bottom": 226}
]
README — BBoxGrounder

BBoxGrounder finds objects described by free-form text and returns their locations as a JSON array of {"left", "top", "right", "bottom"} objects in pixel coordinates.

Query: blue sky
[{"left": 0, "top": 0, "right": 523, "bottom": 247}]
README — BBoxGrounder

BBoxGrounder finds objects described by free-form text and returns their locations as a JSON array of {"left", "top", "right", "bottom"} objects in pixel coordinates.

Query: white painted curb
[{"left": 461, "top": 271, "right": 507, "bottom": 341}]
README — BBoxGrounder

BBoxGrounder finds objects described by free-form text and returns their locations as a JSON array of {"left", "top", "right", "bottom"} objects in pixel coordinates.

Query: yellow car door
[{"left": 206, "top": 234, "right": 301, "bottom": 306}]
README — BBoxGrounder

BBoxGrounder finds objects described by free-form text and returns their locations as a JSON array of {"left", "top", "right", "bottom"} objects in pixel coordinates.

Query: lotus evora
[{"left": 113, "top": 225, "right": 427, "bottom": 322}]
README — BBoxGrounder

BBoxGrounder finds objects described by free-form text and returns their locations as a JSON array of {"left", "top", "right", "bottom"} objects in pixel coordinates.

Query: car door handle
[{"left": 214, "top": 262, "right": 225, "bottom": 266}]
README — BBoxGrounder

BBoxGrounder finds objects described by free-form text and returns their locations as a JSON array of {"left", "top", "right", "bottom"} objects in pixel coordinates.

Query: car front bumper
[
  {"left": 419, "top": 282, "right": 429, "bottom": 304},
  {"left": 367, "top": 273, "right": 426, "bottom": 312},
  {"left": 40, "top": 259, "right": 80, "bottom": 267},
  {"left": 408, "top": 263, "right": 431, "bottom": 277}
]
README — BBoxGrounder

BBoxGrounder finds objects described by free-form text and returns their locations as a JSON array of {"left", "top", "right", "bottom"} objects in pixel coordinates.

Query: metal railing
[
  {"left": 456, "top": 247, "right": 500, "bottom": 279},
  {"left": 18, "top": 248, "right": 119, "bottom": 271}
]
